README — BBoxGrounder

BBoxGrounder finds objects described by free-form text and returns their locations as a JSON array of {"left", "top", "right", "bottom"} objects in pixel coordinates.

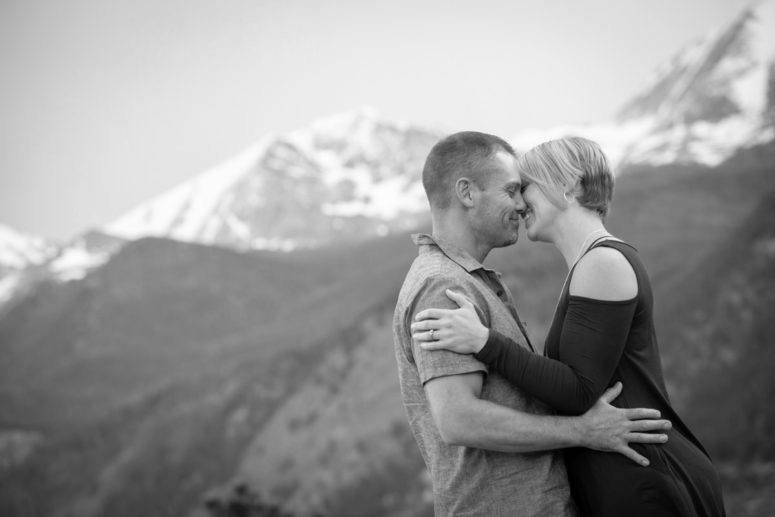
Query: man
[{"left": 392, "top": 131, "right": 670, "bottom": 516}]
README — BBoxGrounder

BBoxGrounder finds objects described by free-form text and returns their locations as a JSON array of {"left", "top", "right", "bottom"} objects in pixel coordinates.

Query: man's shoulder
[
  {"left": 407, "top": 248, "right": 476, "bottom": 282},
  {"left": 399, "top": 253, "right": 482, "bottom": 302},
  {"left": 395, "top": 256, "right": 493, "bottom": 339}
]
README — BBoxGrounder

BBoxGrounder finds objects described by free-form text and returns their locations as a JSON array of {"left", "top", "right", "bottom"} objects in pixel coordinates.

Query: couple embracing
[{"left": 392, "top": 132, "right": 725, "bottom": 516}]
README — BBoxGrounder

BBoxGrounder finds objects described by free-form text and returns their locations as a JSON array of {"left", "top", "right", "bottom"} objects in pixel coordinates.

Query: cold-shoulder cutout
[{"left": 569, "top": 245, "right": 637, "bottom": 301}]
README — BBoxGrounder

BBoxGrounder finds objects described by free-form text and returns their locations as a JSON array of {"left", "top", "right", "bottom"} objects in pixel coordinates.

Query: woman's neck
[{"left": 552, "top": 209, "right": 609, "bottom": 269}]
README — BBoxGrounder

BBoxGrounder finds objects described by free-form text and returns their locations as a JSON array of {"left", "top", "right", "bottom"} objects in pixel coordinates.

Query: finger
[
  {"left": 599, "top": 381, "right": 622, "bottom": 404},
  {"left": 445, "top": 289, "right": 474, "bottom": 309},
  {"left": 627, "top": 419, "right": 671, "bottom": 432},
  {"left": 623, "top": 408, "right": 662, "bottom": 420},
  {"left": 412, "top": 332, "right": 432, "bottom": 342},
  {"left": 419, "top": 341, "right": 447, "bottom": 351},
  {"left": 411, "top": 320, "right": 439, "bottom": 333},
  {"left": 616, "top": 446, "right": 650, "bottom": 467},
  {"left": 626, "top": 432, "right": 668, "bottom": 444},
  {"left": 415, "top": 309, "right": 448, "bottom": 321}
]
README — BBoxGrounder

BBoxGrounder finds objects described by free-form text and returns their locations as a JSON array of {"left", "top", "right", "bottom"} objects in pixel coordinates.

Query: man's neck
[{"left": 431, "top": 212, "right": 491, "bottom": 264}]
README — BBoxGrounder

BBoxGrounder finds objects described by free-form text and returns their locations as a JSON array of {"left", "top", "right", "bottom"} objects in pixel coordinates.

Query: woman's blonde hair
[{"left": 517, "top": 136, "right": 614, "bottom": 217}]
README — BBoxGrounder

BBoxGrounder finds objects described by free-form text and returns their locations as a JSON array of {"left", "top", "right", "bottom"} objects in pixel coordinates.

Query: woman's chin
[{"left": 525, "top": 227, "right": 550, "bottom": 244}]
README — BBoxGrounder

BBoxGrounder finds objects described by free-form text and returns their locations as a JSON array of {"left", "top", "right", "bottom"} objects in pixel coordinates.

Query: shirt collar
[{"left": 412, "top": 233, "right": 494, "bottom": 274}]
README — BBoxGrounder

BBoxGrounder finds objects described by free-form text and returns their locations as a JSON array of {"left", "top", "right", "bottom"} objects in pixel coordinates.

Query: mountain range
[
  {"left": 4, "top": 0, "right": 774, "bottom": 268},
  {"left": 1, "top": 2, "right": 774, "bottom": 516}
]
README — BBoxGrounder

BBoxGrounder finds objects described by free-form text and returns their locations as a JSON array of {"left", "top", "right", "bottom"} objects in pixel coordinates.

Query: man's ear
[{"left": 455, "top": 177, "right": 476, "bottom": 208}]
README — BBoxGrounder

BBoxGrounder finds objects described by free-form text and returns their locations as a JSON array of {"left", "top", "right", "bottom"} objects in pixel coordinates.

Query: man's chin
[{"left": 497, "top": 233, "right": 520, "bottom": 248}]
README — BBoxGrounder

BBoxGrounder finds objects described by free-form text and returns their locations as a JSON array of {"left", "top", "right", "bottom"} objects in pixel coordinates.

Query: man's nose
[{"left": 514, "top": 193, "right": 526, "bottom": 212}]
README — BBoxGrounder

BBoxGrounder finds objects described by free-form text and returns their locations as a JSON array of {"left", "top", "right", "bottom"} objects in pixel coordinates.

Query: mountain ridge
[
  {"left": 512, "top": 0, "right": 775, "bottom": 167},
  {"left": 104, "top": 108, "right": 440, "bottom": 252},
  {"left": 2, "top": 1, "right": 772, "bottom": 276},
  {"left": 87, "top": 0, "right": 775, "bottom": 253}
]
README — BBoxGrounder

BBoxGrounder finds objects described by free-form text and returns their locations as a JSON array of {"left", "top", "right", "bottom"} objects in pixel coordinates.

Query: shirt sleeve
[
  {"left": 409, "top": 275, "right": 490, "bottom": 385},
  {"left": 474, "top": 296, "right": 637, "bottom": 415}
]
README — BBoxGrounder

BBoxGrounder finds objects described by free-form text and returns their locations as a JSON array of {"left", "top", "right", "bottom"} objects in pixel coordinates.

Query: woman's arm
[
  {"left": 413, "top": 247, "right": 638, "bottom": 415},
  {"left": 476, "top": 298, "right": 635, "bottom": 414}
]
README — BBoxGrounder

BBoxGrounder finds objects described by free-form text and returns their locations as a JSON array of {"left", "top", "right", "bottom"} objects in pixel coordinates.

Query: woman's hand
[{"left": 411, "top": 289, "right": 489, "bottom": 354}]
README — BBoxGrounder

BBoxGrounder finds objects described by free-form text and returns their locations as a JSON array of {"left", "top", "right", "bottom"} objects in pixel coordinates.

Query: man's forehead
[{"left": 490, "top": 151, "right": 522, "bottom": 184}]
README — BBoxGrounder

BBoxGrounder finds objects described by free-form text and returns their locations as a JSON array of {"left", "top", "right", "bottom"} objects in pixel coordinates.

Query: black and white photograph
[{"left": 1, "top": 1, "right": 773, "bottom": 516}]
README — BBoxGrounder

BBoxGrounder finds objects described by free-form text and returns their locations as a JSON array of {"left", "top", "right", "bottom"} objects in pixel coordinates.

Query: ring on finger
[{"left": 430, "top": 329, "right": 435, "bottom": 341}]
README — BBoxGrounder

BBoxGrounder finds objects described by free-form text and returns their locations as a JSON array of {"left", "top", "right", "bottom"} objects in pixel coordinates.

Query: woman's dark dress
[{"left": 476, "top": 240, "right": 725, "bottom": 516}]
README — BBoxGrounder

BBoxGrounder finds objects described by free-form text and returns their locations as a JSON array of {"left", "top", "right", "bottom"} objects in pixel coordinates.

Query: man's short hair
[{"left": 422, "top": 131, "right": 517, "bottom": 210}]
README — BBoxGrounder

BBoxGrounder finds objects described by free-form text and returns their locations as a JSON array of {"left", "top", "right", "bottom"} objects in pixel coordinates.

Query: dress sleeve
[{"left": 474, "top": 296, "right": 637, "bottom": 415}]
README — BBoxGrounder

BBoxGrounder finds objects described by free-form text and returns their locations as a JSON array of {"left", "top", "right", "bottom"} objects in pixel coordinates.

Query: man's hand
[{"left": 579, "top": 382, "right": 671, "bottom": 466}]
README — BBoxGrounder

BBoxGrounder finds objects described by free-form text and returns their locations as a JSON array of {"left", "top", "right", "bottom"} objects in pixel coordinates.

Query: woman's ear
[
  {"left": 563, "top": 180, "right": 583, "bottom": 205},
  {"left": 455, "top": 177, "right": 476, "bottom": 208}
]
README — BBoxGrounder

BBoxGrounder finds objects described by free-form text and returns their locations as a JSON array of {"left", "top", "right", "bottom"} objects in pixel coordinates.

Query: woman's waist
[{"left": 565, "top": 429, "right": 710, "bottom": 477}]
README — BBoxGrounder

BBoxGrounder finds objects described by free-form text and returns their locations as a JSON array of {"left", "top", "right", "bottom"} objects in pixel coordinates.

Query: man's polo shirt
[{"left": 392, "top": 233, "right": 575, "bottom": 517}]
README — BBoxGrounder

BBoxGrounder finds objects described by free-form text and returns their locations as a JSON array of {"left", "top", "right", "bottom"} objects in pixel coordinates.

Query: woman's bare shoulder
[{"left": 569, "top": 245, "right": 637, "bottom": 301}]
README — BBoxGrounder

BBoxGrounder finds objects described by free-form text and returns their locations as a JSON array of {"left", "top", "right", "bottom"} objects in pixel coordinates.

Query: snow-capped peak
[
  {"left": 105, "top": 138, "right": 274, "bottom": 243},
  {"left": 512, "top": 0, "right": 775, "bottom": 169},
  {"left": 103, "top": 108, "right": 441, "bottom": 251},
  {"left": 292, "top": 106, "right": 383, "bottom": 143}
]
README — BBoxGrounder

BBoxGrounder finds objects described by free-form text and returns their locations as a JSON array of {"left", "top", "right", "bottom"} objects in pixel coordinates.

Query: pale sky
[{"left": 0, "top": 0, "right": 753, "bottom": 241}]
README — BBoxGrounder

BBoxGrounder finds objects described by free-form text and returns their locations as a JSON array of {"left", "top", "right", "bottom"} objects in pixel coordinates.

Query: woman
[{"left": 411, "top": 137, "right": 725, "bottom": 516}]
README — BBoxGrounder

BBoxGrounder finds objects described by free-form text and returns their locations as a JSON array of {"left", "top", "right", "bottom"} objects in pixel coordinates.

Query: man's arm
[{"left": 425, "top": 373, "right": 670, "bottom": 466}]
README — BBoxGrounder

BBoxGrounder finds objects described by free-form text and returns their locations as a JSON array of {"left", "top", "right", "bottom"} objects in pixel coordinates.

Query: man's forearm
[
  {"left": 437, "top": 396, "right": 588, "bottom": 453},
  {"left": 433, "top": 381, "right": 670, "bottom": 467}
]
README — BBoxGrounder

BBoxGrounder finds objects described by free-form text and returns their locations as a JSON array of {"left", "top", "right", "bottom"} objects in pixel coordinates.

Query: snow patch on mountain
[
  {"left": 321, "top": 173, "right": 426, "bottom": 220},
  {"left": 0, "top": 224, "right": 58, "bottom": 273},
  {"left": 0, "top": 231, "right": 126, "bottom": 310},
  {"left": 105, "top": 139, "right": 273, "bottom": 242},
  {"left": 0, "top": 273, "right": 22, "bottom": 306},
  {"left": 48, "top": 245, "right": 111, "bottom": 282},
  {"left": 731, "top": 0, "right": 775, "bottom": 115}
]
